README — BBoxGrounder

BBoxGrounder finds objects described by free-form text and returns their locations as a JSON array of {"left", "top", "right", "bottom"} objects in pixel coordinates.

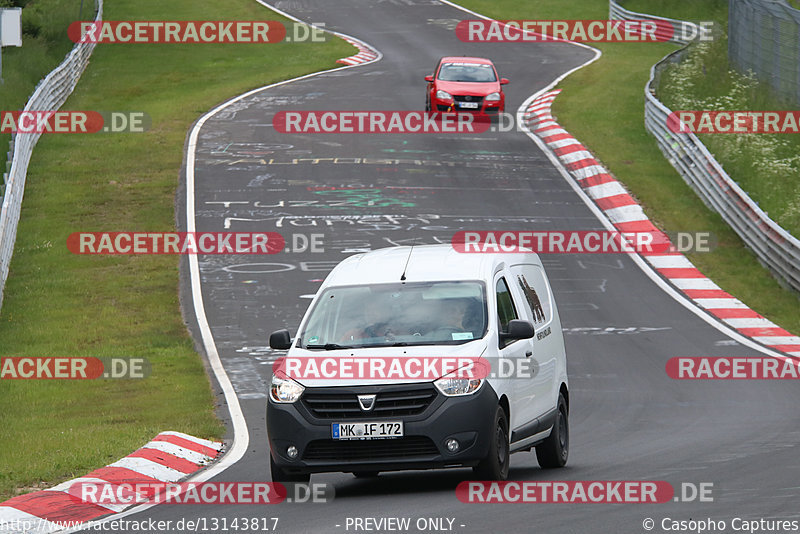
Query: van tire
[
  {"left": 536, "top": 393, "right": 569, "bottom": 468},
  {"left": 473, "top": 405, "right": 510, "bottom": 480},
  {"left": 270, "top": 455, "right": 311, "bottom": 483}
]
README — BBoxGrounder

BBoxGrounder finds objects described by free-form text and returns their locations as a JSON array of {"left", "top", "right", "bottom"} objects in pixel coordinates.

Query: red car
[{"left": 425, "top": 56, "right": 509, "bottom": 115}]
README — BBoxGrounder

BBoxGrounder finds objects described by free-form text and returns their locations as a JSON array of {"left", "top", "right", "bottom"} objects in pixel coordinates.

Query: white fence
[{"left": 0, "top": 0, "right": 103, "bottom": 311}]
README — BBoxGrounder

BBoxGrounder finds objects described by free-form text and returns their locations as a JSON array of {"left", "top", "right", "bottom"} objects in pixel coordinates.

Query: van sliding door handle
[{"left": 525, "top": 351, "right": 532, "bottom": 357}]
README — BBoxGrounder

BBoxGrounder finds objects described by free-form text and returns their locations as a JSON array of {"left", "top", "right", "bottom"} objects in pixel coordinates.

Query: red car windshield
[{"left": 437, "top": 62, "right": 497, "bottom": 83}]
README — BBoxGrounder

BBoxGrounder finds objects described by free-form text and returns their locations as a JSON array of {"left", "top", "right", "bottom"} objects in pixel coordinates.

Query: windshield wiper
[
  {"left": 305, "top": 343, "right": 357, "bottom": 350},
  {"left": 389, "top": 341, "right": 447, "bottom": 347}
]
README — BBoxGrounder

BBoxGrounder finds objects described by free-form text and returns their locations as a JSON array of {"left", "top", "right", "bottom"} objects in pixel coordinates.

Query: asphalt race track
[{"left": 77, "top": 1, "right": 800, "bottom": 532}]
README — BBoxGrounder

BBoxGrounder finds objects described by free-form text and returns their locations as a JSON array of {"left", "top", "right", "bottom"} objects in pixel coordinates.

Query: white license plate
[
  {"left": 332, "top": 421, "right": 403, "bottom": 440},
  {"left": 458, "top": 102, "right": 479, "bottom": 109}
]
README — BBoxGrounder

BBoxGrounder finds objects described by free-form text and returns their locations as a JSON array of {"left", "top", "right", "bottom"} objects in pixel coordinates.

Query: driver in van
[
  {"left": 438, "top": 299, "right": 469, "bottom": 331},
  {"left": 339, "top": 297, "right": 395, "bottom": 342}
]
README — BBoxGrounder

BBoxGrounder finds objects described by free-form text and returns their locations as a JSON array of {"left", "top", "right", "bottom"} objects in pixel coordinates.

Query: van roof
[{"left": 323, "top": 244, "right": 541, "bottom": 286}]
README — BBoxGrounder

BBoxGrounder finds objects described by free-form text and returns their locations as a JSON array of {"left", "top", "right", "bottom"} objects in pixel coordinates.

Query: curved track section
[{"left": 77, "top": 1, "right": 800, "bottom": 532}]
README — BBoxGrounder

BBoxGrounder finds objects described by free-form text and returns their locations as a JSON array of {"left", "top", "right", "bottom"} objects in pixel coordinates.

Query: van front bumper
[{"left": 267, "top": 382, "right": 498, "bottom": 474}]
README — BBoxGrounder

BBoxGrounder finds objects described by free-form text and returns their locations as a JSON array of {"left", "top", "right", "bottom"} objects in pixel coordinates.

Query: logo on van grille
[{"left": 357, "top": 394, "right": 376, "bottom": 411}]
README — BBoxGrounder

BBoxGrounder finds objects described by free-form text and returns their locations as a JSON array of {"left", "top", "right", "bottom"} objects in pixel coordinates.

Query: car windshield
[
  {"left": 437, "top": 62, "right": 497, "bottom": 83},
  {"left": 299, "top": 281, "right": 488, "bottom": 349}
]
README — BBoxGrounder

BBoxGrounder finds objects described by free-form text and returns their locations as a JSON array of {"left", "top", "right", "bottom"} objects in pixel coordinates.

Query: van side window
[{"left": 496, "top": 277, "right": 518, "bottom": 347}]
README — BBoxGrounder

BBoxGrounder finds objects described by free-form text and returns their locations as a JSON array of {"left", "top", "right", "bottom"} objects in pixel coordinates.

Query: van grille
[
  {"left": 301, "top": 385, "right": 438, "bottom": 419},
  {"left": 303, "top": 436, "right": 439, "bottom": 461}
]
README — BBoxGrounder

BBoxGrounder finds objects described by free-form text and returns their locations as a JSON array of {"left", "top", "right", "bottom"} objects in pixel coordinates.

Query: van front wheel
[
  {"left": 536, "top": 393, "right": 569, "bottom": 468},
  {"left": 473, "top": 405, "right": 510, "bottom": 480}
]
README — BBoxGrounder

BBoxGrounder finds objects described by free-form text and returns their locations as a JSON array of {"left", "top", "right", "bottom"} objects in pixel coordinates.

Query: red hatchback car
[{"left": 425, "top": 56, "right": 509, "bottom": 115}]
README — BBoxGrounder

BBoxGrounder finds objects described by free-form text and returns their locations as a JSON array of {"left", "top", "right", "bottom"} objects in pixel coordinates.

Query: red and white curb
[
  {"left": 336, "top": 35, "right": 379, "bottom": 65},
  {"left": 0, "top": 432, "right": 222, "bottom": 533},
  {"left": 525, "top": 90, "right": 800, "bottom": 358}
]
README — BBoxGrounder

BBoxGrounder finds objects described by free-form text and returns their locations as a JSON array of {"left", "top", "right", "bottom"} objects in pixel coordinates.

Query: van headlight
[
  {"left": 434, "top": 377, "right": 483, "bottom": 396},
  {"left": 270, "top": 374, "right": 304, "bottom": 403},
  {"left": 436, "top": 90, "right": 453, "bottom": 100},
  {"left": 485, "top": 92, "right": 501, "bottom": 101}
]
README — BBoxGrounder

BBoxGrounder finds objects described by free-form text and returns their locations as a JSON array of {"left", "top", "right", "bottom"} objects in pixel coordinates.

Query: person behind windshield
[
  {"left": 339, "top": 297, "right": 394, "bottom": 343},
  {"left": 434, "top": 299, "right": 469, "bottom": 333}
]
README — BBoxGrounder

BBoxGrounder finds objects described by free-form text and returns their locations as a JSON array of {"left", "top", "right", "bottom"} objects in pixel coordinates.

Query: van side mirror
[
  {"left": 424, "top": 75, "right": 434, "bottom": 82},
  {"left": 269, "top": 329, "right": 292, "bottom": 350},
  {"left": 500, "top": 78, "right": 510, "bottom": 85},
  {"left": 500, "top": 319, "right": 535, "bottom": 341}
]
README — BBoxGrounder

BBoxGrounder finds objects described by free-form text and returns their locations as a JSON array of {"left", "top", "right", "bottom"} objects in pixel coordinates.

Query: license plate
[
  {"left": 332, "top": 421, "right": 403, "bottom": 440},
  {"left": 458, "top": 102, "right": 479, "bottom": 109}
]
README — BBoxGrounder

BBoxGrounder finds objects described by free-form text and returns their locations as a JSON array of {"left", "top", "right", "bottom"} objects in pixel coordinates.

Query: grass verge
[
  {"left": 0, "top": 0, "right": 352, "bottom": 500},
  {"left": 658, "top": 34, "right": 800, "bottom": 238},
  {"left": 0, "top": 0, "right": 94, "bottom": 174},
  {"left": 623, "top": 0, "right": 727, "bottom": 21},
  {"left": 454, "top": 0, "right": 800, "bottom": 330}
]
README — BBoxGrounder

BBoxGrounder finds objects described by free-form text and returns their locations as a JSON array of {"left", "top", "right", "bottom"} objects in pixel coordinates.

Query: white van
[{"left": 266, "top": 244, "right": 569, "bottom": 482}]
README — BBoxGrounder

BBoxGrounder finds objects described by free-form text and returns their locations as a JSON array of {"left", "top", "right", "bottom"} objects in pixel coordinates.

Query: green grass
[
  {"left": 455, "top": 0, "right": 800, "bottom": 330},
  {"left": 622, "top": 0, "right": 727, "bottom": 21},
  {"left": 659, "top": 35, "right": 800, "bottom": 238},
  {"left": 0, "top": 0, "right": 95, "bottom": 175},
  {"left": 0, "top": 0, "right": 352, "bottom": 499}
]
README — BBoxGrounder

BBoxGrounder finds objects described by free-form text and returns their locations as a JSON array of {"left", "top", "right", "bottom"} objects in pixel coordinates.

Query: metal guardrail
[
  {"left": 0, "top": 1, "right": 103, "bottom": 311},
  {"left": 609, "top": 0, "right": 706, "bottom": 45},
  {"left": 729, "top": 0, "right": 800, "bottom": 107},
  {"left": 610, "top": 0, "right": 800, "bottom": 293},
  {"left": 645, "top": 51, "right": 800, "bottom": 294}
]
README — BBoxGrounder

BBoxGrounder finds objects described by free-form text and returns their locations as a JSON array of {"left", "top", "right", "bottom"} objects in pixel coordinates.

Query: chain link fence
[
  {"left": 729, "top": 0, "right": 800, "bottom": 106},
  {"left": 0, "top": 0, "right": 103, "bottom": 312}
]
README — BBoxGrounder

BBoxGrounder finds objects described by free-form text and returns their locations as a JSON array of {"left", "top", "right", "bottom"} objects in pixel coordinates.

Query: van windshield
[{"left": 299, "top": 281, "right": 487, "bottom": 349}]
